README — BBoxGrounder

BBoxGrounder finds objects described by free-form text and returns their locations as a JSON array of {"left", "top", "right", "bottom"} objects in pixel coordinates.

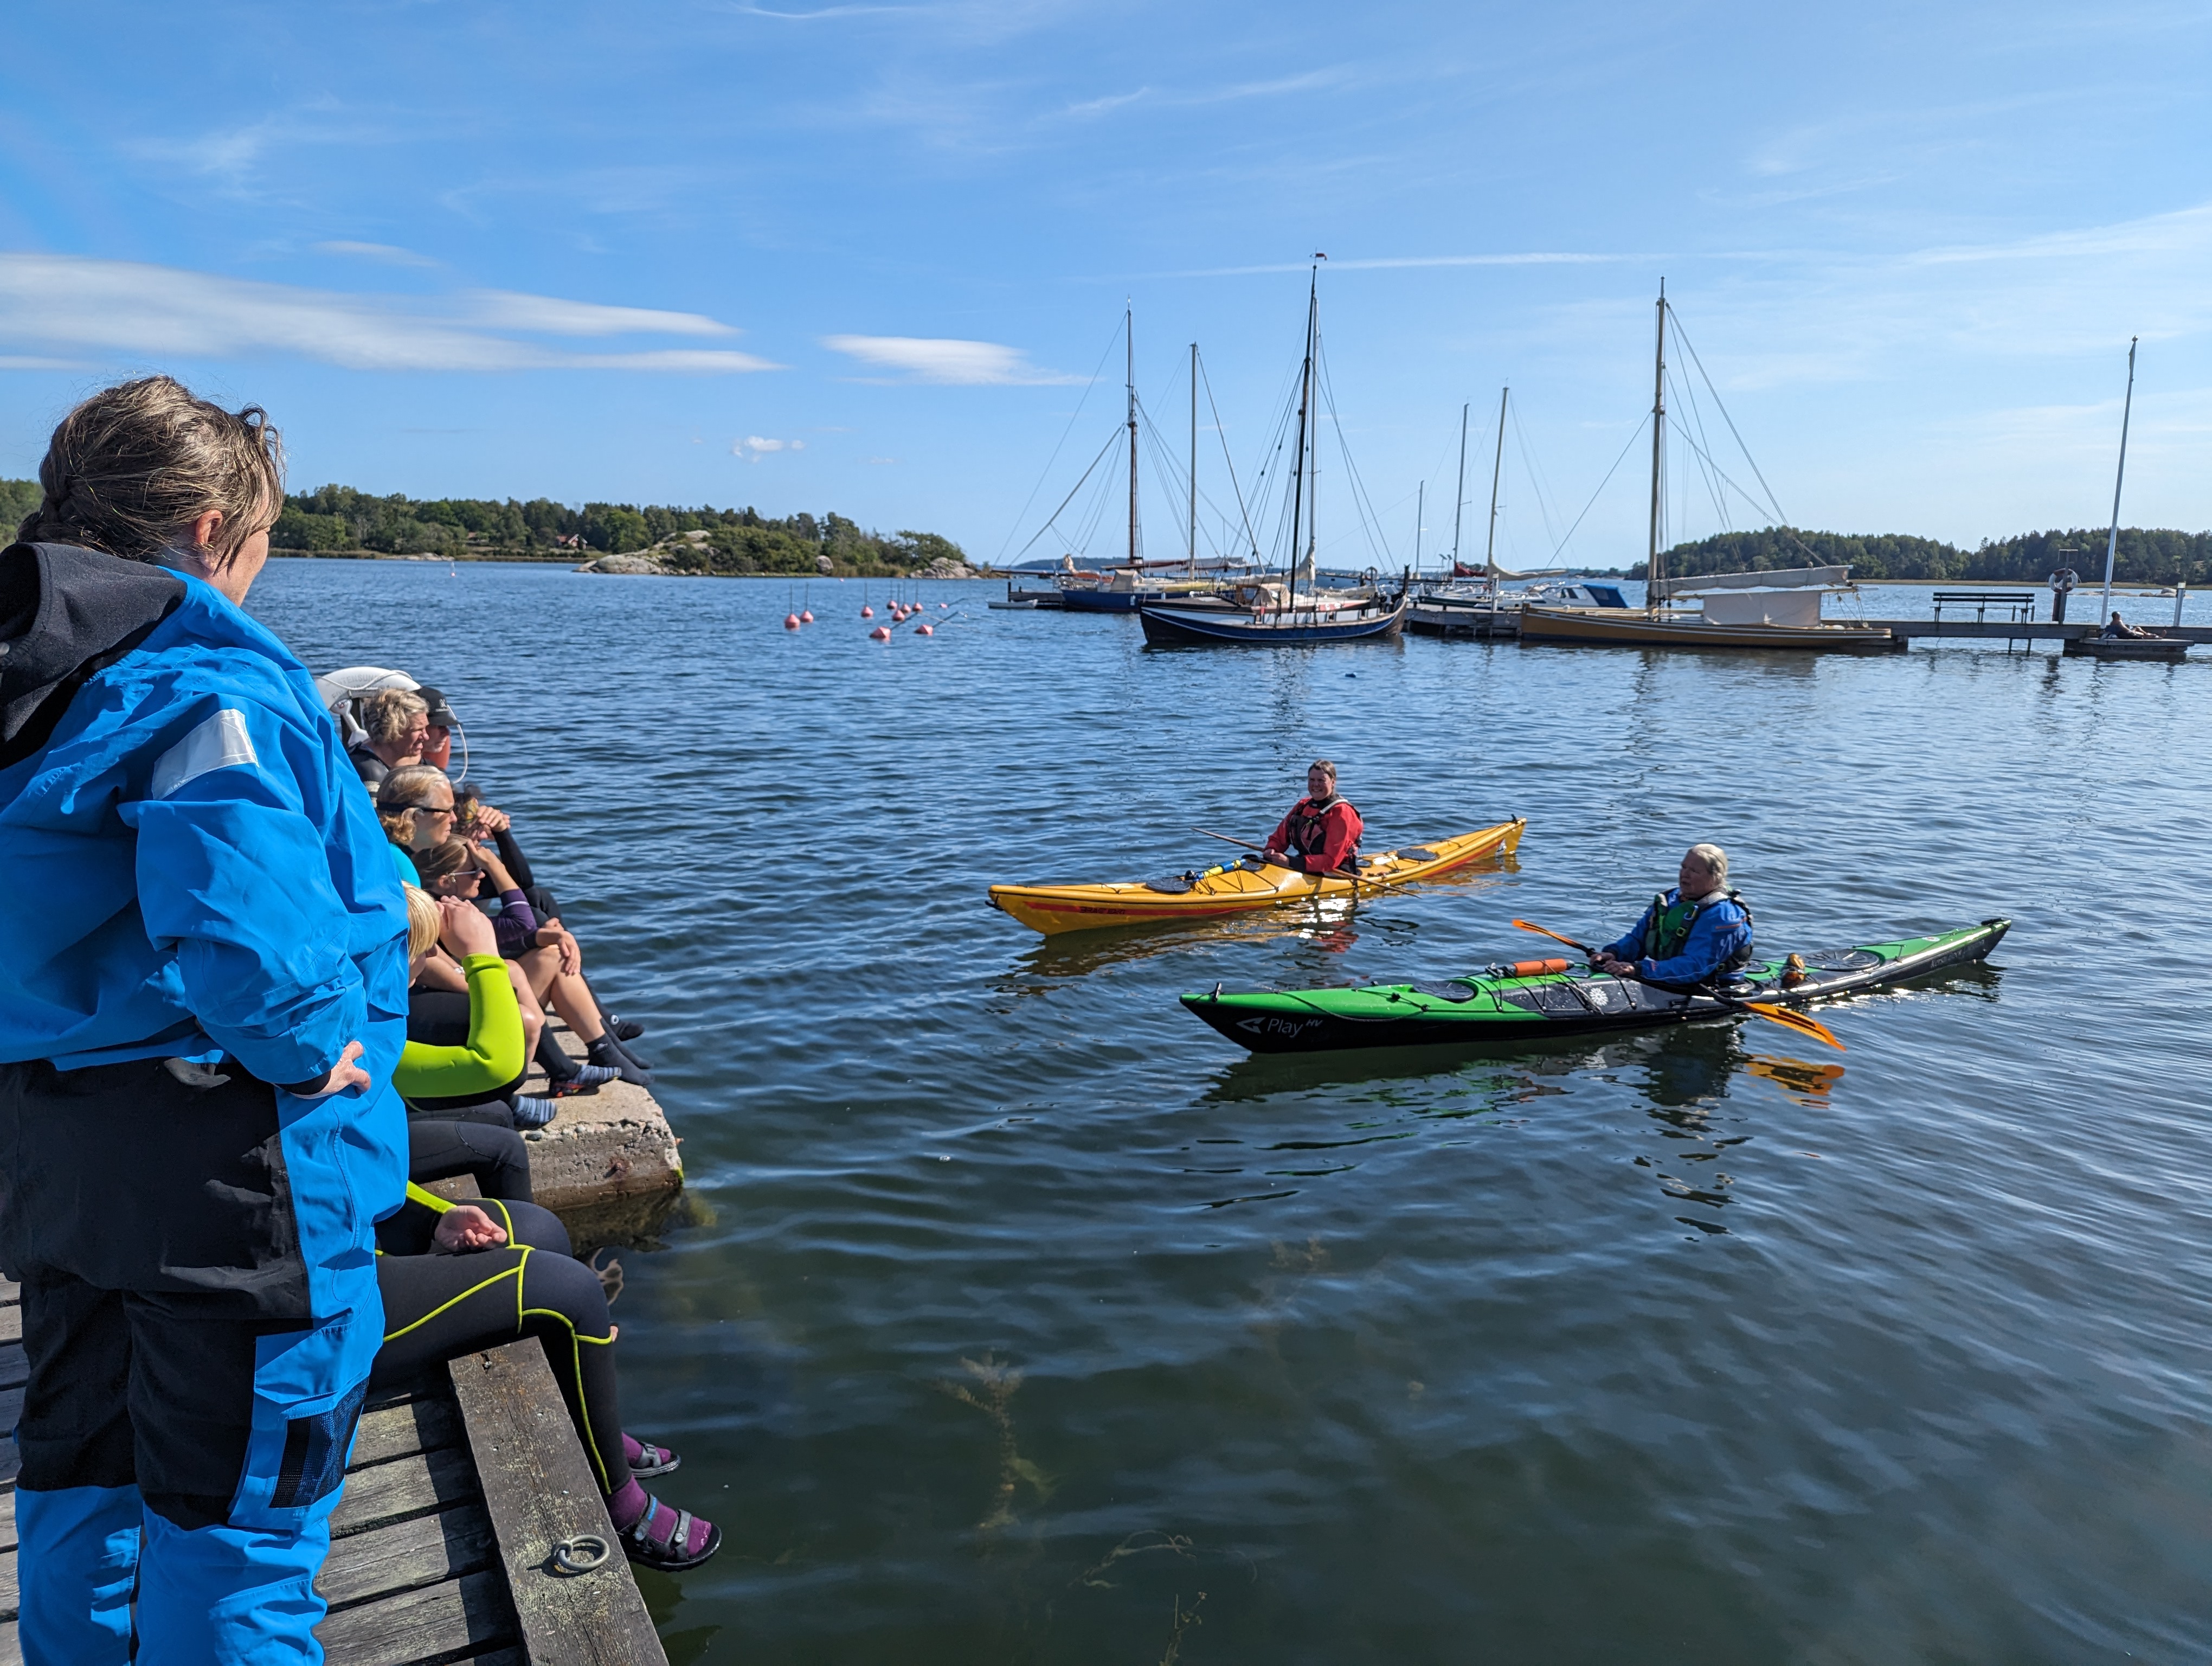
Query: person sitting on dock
[
  {"left": 1263, "top": 760, "right": 1365, "bottom": 876},
  {"left": 2102, "top": 611, "right": 2155, "bottom": 639},
  {"left": 1590, "top": 844, "right": 1755, "bottom": 986},
  {"left": 369, "top": 1181, "right": 722, "bottom": 1571},
  {"left": 352, "top": 684, "right": 428, "bottom": 785}
]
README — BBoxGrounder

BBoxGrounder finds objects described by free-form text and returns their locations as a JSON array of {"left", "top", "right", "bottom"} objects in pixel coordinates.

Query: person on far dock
[
  {"left": 1590, "top": 844, "right": 1755, "bottom": 986},
  {"left": 2101, "top": 611, "right": 2154, "bottom": 639},
  {"left": 1263, "top": 759, "right": 1364, "bottom": 876}
]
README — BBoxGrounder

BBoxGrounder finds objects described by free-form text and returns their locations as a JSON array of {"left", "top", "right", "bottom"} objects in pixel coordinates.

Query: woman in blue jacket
[{"left": 0, "top": 378, "right": 408, "bottom": 1663}]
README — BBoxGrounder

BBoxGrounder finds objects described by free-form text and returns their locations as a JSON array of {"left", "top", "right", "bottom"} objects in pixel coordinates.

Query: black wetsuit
[{"left": 371, "top": 1195, "right": 625, "bottom": 1496}]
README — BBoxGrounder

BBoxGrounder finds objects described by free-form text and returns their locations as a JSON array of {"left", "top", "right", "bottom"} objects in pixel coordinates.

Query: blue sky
[{"left": 3, "top": 1, "right": 2209, "bottom": 566}]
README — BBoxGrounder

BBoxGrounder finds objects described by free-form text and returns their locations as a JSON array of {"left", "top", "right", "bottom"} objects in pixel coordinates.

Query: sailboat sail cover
[{"left": 1652, "top": 564, "right": 1850, "bottom": 599}]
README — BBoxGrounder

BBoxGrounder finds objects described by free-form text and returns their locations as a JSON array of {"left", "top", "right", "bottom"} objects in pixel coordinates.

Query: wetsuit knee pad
[{"left": 498, "top": 1198, "right": 573, "bottom": 1255}]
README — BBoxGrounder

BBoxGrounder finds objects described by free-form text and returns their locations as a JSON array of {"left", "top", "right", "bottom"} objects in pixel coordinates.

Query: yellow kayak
[{"left": 988, "top": 818, "right": 1526, "bottom": 936}]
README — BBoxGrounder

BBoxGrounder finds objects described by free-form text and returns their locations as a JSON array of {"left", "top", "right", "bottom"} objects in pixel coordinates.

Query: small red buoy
[
  {"left": 783, "top": 613, "right": 801, "bottom": 630},
  {"left": 799, "top": 609, "right": 814, "bottom": 623},
  {"left": 916, "top": 623, "right": 933, "bottom": 635},
  {"left": 870, "top": 625, "right": 892, "bottom": 642},
  {"left": 861, "top": 605, "right": 874, "bottom": 618}
]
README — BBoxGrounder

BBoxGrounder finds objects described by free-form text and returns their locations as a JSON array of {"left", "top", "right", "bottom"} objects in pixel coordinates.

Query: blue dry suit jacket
[
  {"left": 0, "top": 542, "right": 408, "bottom": 1411},
  {"left": 1602, "top": 888, "right": 1754, "bottom": 986}
]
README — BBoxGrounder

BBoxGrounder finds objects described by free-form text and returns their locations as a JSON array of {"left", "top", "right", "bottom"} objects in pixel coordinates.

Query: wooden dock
[
  {"left": 0, "top": 1045, "right": 687, "bottom": 1665},
  {"left": 1406, "top": 599, "right": 1517, "bottom": 638},
  {"left": 1861, "top": 619, "right": 2207, "bottom": 649}
]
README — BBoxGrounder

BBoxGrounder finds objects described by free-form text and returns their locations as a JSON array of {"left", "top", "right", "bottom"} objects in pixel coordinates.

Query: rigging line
[
  {"left": 1313, "top": 337, "right": 1394, "bottom": 567},
  {"left": 1007, "top": 427, "right": 1124, "bottom": 563},
  {"left": 1667, "top": 310, "right": 1822, "bottom": 565},
  {"left": 1666, "top": 367, "right": 1733, "bottom": 533},
  {"left": 1134, "top": 389, "right": 1261, "bottom": 558},
  {"left": 1667, "top": 421, "right": 1791, "bottom": 543},
  {"left": 1197, "top": 349, "right": 1263, "bottom": 562},
  {"left": 993, "top": 317, "right": 1124, "bottom": 563},
  {"left": 1506, "top": 399, "right": 1564, "bottom": 550},
  {"left": 1547, "top": 413, "right": 1650, "bottom": 561}
]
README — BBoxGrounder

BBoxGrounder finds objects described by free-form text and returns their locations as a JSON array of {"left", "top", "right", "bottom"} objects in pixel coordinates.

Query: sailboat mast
[
  {"left": 1127, "top": 304, "right": 1139, "bottom": 569},
  {"left": 1647, "top": 281, "right": 1668, "bottom": 608},
  {"left": 1188, "top": 342, "right": 1198, "bottom": 573},
  {"left": 1306, "top": 279, "right": 1319, "bottom": 586},
  {"left": 1449, "top": 403, "right": 1469, "bottom": 571},
  {"left": 1484, "top": 385, "right": 1508, "bottom": 579},
  {"left": 1287, "top": 268, "right": 1315, "bottom": 614},
  {"left": 2099, "top": 336, "right": 2138, "bottom": 620},
  {"left": 1415, "top": 481, "right": 1425, "bottom": 573}
]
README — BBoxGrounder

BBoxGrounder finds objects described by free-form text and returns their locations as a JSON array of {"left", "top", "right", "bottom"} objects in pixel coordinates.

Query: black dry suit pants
[
  {"left": 371, "top": 1196, "right": 626, "bottom": 1496},
  {"left": 0, "top": 1054, "right": 376, "bottom": 1664}
]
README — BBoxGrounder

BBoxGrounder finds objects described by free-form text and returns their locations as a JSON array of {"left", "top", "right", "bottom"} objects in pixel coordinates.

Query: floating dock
[{"left": 0, "top": 1036, "right": 686, "bottom": 1664}]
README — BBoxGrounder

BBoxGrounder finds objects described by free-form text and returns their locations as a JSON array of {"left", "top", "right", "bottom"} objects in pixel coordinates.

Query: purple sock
[
  {"left": 608, "top": 1479, "right": 648, "bottom": 1530},
  {"left": 606, "top": 1483, "right": 712, "bottom": 1557},
  {"left": 622, "top": 1433, "right": 643, "bottom": 1465}
]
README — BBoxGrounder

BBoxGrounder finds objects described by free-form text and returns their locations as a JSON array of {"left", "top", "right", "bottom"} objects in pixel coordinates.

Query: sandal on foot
[
  {"left": 621, "top": 1494, "right": 719, "bottom": 1571},
  {"left": 626, "top": 1433, "right": 681, "bottom": 1478}
]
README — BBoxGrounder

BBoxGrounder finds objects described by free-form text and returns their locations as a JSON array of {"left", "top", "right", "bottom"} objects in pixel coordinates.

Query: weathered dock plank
[
  {"left": 449, "top": 1345, "right": 668, "bottom": 1666},
  {"left": 1863, "top": 618, "right": 2209, "bottom": 644},
  {"left": 316, "top": 1567, "right": 519, "bottom": 1666}
]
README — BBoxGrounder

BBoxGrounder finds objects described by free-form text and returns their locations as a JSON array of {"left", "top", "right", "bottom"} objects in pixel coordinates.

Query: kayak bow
[
  {"left": 1181, "top": 918, "right": 2010, "bottom": 1052},
  {"left": 987, "top": 818, "right": 1525, "bottom": 937}
]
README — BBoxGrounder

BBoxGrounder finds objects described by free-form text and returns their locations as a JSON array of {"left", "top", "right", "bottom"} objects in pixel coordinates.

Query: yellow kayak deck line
[{"left": 988, "top": 817, "right": 1526, "bottom": 936}]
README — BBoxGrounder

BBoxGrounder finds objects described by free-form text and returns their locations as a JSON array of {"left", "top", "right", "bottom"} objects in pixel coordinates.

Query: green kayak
[{"left": 1181, "top": 918, "right": 2010, "bottom": 1053}]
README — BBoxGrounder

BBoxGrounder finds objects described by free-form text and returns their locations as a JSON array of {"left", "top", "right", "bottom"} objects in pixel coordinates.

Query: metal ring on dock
[{"left": 552, "top": 1533, "right": 613, "bottom": 1574}]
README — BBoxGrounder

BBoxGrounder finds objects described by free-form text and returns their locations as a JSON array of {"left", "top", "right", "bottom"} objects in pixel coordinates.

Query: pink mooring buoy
[
  {"left": 799, "top": 609, "right": 814, "bottom": 624},
  {"left": 783, "top": 613, "right": 801, "bottom": 630},
  {"left": 916, "top": 622, "right": 934, "bottom": 635},
  {"left": 870, "top": 625, "right": 892, "bottom": 642},
  {"left": 861, "top": 605, "right": 874, "bottom": 618}
]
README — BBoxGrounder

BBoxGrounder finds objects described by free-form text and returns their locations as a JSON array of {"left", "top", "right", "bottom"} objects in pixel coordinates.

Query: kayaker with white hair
[{"left": 1590, "top": 843, "right": 1755, "bottom": 986}]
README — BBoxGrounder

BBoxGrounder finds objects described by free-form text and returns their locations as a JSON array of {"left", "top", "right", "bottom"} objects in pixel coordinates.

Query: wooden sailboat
[
  {"left": 1141, "top": 265, "right": 1407, "bottom": 645},
  {"left": 1517, "top": 284, "right": 1898, "bottom": 653}
]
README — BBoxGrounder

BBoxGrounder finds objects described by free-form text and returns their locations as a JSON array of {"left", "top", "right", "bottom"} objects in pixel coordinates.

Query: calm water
[{"left": 254, "top": 560, "right": 2212, "bottom": 1665}]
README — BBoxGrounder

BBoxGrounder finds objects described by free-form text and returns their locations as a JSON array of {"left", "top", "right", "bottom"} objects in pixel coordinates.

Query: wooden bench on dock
[{"left": 0, "top": 1235, "right": 668, "bottom": 1665}]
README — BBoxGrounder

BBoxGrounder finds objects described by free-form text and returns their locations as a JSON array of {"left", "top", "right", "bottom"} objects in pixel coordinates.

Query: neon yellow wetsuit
[{"left": 394, "top": 953, "right": 526, "bottom": 1104}]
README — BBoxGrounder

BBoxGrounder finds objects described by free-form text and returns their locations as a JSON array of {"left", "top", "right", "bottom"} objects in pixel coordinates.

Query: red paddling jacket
[{"left": 1268, "top": 794, "right": 1363, "bottom": 875}]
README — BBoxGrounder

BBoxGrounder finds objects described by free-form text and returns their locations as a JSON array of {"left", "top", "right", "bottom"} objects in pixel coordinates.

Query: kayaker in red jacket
[{"left": 1264, "top": 760, "right": 1364, "bottom": 875}]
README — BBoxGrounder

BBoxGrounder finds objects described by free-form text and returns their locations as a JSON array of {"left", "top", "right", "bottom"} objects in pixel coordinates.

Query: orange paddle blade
[
  {"left": 1739, "top": 1000, "right": 1846, "bottom": 1052},
  {"left": 1510, "top": 919, "right": 1588, "bottom": 952}
]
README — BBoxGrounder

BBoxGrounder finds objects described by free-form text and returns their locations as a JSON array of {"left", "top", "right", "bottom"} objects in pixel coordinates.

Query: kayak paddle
[
  {"left": 1192, "top": 828, "right": 1379, "bottom": 896},
  {"left": 1509, "top": 918, "right": 1846, "bottom": 1052}
]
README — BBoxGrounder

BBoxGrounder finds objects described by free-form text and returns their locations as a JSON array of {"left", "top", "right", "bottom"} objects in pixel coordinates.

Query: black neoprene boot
[{"left": 587, "top": 1034, "right": 652, "bottom": 1088}]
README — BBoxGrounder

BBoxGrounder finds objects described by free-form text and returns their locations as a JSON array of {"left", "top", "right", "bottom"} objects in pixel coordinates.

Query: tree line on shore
[
  {"left": 0, "top": 476, "right": 965, "bottom": 575},
  {"left": 1640, "top": 526, "right": 2212, "bottom": 585},
  {"left": 272, "top": 485, "right": 967, "bottom": 576}
]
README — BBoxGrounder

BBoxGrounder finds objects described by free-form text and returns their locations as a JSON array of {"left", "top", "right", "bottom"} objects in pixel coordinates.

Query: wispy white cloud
[
  {"left": 465, "top": 291, "right": 737, "bottom": 337},
  {"left": 314, "top": 240, "right": 439, "bottom": 268},
  {"left": 821, "top": 333, "right": 1078, "bottom": 383},
  {"left": 735, "top": 435, "right": 808, "bottom": 459},
  {"left": 0, "top": 254, "right": 776, "bottom": 373}
]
